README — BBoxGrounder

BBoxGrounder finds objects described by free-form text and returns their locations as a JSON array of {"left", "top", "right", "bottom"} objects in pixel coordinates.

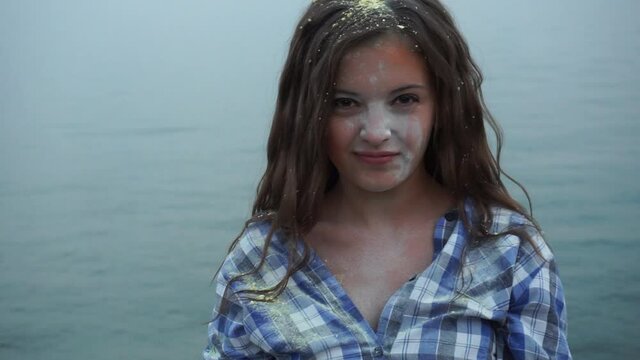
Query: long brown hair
[{"left": 223, "top": 0, "right": 540, "bottom": 301}]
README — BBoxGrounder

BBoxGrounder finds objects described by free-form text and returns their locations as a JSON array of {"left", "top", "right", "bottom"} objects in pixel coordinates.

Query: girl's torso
[
  {"left": 205, "top": 206, "right": 567, "bottom": 359},
  {"left": 216, "top": 208, "right": 514, "bottom": 359}
]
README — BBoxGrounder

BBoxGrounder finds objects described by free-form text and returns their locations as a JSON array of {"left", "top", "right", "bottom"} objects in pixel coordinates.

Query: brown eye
[
  {"left": 393, "top": 94, "right": 419, "bottom": 105},
  {"left": 334, "top": 98, "right": 358, "bottom": 108}
]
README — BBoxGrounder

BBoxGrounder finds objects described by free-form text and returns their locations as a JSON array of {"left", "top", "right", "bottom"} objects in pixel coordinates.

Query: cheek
[
  {"left": 327, "top": 119, "right": 359, "bottom": 155},
  {"left": 402, "top": 117, "right": 431, "bottom": 154}
]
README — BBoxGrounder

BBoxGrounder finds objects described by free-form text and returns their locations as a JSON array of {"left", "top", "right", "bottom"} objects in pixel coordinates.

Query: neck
[{"left": 324, "top": 168, "right": 452, "bottom": 229}]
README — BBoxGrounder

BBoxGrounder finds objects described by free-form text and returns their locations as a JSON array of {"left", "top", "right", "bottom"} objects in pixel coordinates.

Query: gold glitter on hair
[{"left": 355, "top": 0, "right": 387, "bottom": 11}]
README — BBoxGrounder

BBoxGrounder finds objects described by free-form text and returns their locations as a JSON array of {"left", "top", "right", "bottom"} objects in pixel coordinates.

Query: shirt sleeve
[
  {"left": 202, "top": 265, "right": 272, "bottom": 359},
  {"left": 502, "top": 237, "right": 572, "bottom": 360}
]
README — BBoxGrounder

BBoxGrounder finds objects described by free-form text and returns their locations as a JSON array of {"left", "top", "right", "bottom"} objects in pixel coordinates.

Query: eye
[
  {"left": 334, "top": 97, "right": 358, "bottom": 108},
  {"left": 393, "top": 94, "right": 419, "bottom": 106}
]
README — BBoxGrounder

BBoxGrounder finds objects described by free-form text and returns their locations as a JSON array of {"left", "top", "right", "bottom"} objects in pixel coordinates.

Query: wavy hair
[{"left": 222, "top": 0, "right": 540, "bottom": 301}]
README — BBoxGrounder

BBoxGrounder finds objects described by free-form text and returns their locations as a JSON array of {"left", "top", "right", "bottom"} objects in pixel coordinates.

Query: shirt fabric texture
[{"left": 203, "top": 205, "right": 571, "bottom": 359}]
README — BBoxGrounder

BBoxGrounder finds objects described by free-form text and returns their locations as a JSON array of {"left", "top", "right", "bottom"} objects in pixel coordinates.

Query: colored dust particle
[
  {"left": 333, "top": 0, "right": 393, "bottom": 29},
  {"left": 356, "top": 0, "right": 386, "bottom": 10},
  {"left": 352, "top": 0, "right": 390, "bottom": 14}
]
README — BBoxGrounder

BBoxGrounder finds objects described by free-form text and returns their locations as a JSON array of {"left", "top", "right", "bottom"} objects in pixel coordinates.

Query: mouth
[{"left": 354, "top": 151, "right": 400, "bottom": 165}]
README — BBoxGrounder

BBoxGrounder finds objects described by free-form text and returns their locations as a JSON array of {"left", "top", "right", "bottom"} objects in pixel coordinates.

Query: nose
[{"left": 359, "top": 106, "right": 391, "bottom": 145}]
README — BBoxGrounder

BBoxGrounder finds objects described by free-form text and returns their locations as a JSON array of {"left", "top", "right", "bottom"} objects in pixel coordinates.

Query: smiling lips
[{"left": 354, "top": 151, "right": 400, "bottom": 165}]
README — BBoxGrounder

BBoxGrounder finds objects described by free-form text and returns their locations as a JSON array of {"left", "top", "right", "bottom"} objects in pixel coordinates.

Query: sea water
[{"left": 0, "top": 0, "right": 638, "bottom": 359}]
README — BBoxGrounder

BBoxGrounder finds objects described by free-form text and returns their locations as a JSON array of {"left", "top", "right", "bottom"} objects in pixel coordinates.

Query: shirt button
[
  {"left": 445, "top": 211, "right": 458, "bottom": 221},
  {"left": 373, "top": 346, "right": 384, "bottom": 357}
]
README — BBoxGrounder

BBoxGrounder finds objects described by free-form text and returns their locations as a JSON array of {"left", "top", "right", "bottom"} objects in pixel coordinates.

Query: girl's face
[{"left": 327, "top": 33, "right": 435, "bottom": 193}]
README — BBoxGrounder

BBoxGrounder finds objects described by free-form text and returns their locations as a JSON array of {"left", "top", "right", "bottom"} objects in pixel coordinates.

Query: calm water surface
[{"left": 1, "top": 1, "right": 638, "bottom": 359}]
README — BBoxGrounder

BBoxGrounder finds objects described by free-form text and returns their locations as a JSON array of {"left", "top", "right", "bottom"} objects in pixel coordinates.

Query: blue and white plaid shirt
[{"left": 203, "top": 206, "right": 571, "bottom": 359}]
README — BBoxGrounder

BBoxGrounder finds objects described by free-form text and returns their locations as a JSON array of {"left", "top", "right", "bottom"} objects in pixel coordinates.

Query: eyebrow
[
  {"left": 334, "top": 84, "right": 428, "bottom": 96},
  {"left": 391, "top": 84, "right": 428, "bottom": 94}
]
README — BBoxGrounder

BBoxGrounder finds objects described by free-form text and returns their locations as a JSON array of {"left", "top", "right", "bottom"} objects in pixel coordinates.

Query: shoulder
[
  {"left": 216, "top": 220, "right": 292, "bottom": 293},
  {"left": 462, "top": 201, "right": 553, "bottom": 260},
  {"left": 488, "top": 206, "right": 554, "bottom": 263},
  {"left": 483, "top": 211, "right": 570, "bottom": 358},
  {"left": 461, "top": 205, "right": 556, "bottom": 288},
  {"left": 472, "top": 206, "right": 559, "bottom": 300},
  {"left": 458, "top": 205, "right": 563, "bottom": 307},
  {"left": 222, "top": 221, "right": 274, "bottom": 272}
]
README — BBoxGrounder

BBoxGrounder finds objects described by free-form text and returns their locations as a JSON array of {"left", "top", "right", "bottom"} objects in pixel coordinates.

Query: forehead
[
  {"left": 342, "top": 33, "right": 417, "bottom": 60},
  {"left": 335, "top": 33, "right": 429, "bottom": 87}
]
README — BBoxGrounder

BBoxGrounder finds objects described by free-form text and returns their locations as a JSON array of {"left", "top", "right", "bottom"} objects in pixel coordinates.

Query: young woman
[{"left": 204, "top": 0, "right": 571, "bottom": 358}]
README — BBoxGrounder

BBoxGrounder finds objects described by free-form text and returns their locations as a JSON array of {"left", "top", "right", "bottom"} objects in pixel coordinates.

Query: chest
[
  {"left": 241, "top": 251, "right": 504, "bottom": 359},
  {"left": 333, "top": 258, "right": 428, "bottom": 330},
  {"left": 309, "top": 227, "right": 434, "bottom": 330}
]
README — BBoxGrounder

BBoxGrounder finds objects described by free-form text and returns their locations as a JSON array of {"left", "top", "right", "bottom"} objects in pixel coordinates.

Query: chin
[{"left": 355, "top": 176, "right": 404, "bottom": 193}]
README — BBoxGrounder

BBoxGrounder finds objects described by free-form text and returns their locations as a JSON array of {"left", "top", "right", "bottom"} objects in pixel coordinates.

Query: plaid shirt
[{"left": 203, "top": 206, "right": 571, "bottom": 359}]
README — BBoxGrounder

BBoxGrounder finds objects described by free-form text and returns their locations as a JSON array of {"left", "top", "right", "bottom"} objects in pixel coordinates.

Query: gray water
[{"left": 1, "top": 1, "right": 638, "bottom": 359}]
